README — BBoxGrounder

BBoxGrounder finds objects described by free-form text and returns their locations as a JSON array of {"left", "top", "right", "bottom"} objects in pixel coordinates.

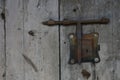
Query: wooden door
[
  {"left": 60, "top": 0, "right": 120, "bottom": 80},
  {"left": 5, "top": 0, "right": 59, "bottom": 80},
  {"left": 0, "top": 0, "right": 5, "bottom": 80},
  {"left": 0, "top": 0, "right": 120, "bottom": 80}
]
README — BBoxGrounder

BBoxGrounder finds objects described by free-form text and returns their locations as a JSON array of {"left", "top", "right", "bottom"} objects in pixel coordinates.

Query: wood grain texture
[
  {"left": 23, "top": 0, "right": 59, "bottom": 80},
  {"left": 60, "top": 0, "right": 114, "bottom": 80},
  {"left": 6, "top": 0, "right": 59, "bottom": 80},
  {"left": 93, "top": 0, "right": 116, "bottom": 80},
  {"left": 0, "top": 0, "right": 5, "bottom": 80},
  {"left": 60, "top": 0, "right": 94, "bottom": 80},
  {"left": 6, "top": 0, "right": 25, "bottom": 80},
  {"left": 4, "top": 0, "right": 120, "bottom": 80},
  {"left": 110, "top": 0, "right": 120, "bottom": 80}
]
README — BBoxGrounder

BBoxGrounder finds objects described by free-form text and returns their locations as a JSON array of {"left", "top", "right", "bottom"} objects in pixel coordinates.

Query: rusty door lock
[
  {"left": 68, "top": 32, "right": 100, "bottom": 64},
  {"left": 42, "top": 18, "right": 110, "bottom": 64}
]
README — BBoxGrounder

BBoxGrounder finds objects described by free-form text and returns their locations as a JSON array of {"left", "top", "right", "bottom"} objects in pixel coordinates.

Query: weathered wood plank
[
  {"left": 60, "top": 1, "right": 80, "bottom": 80},
  {"left": 23, "top": 0, "right": 59, "bottom": 80},
  {"left": 60, "top": 0, "right": 95, "bottom": 80},
  {"left": 6, "top": 0, "right": 25, "bottom": 80},
  {"left": 111, "top": 0, "right": 120, "bottom": 80},
  {"left": 5, "top": 0, "right": 120, "bottom": 80},
  {"left": 6, "top": 0, "right": 59, "bottom": 80},
  {"left": 93, "top": 0, "right": 115, "bottom": 80},
  {"left": 60, "top": 0, "right": 113, "bottom": 80},
  {"left": 0, "top": 0, "right": 5, "bottom": 80}
]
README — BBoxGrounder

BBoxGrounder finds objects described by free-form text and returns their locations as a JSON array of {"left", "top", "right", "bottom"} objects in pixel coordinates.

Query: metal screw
[
  {"left": 69, "top": 34, "right": 74, "bottom": 39},
  {"left": 94, "top": 34, "right": 98, "bottom": 37},
  {"left": 94, "top": 58, "right": 99, "bottom": 62}
]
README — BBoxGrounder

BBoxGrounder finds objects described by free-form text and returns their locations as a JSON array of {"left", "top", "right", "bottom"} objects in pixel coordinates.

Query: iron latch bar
[
  {"left": 42, "top": 18, "right": 109, "bottom": 26},
  {"left": 42, "top": 17, "right": 110, "bottom": 64}
]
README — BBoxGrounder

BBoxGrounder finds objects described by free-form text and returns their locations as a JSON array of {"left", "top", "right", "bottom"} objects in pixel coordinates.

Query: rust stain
[{"left": 81, "top": 69, "right": 91, "bottom": 79}]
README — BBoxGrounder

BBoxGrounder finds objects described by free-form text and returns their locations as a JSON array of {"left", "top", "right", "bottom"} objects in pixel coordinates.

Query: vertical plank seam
[
  {"left": 112, "top": 5, "right": 115, "bottom": 80},
  {"left": 58, "top": 0, "right": 61, "bottom": 80},
  {"left": 22, "top": 0, "right": 25, "bottom": 80},
  {"left": 3, "top": 0, "right": 6, "bottom": 80},
  {"left": 92, "top": 1, "right": 96, "bottom": 80}
]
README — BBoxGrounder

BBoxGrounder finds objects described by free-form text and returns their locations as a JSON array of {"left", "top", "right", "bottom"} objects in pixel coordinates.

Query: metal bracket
[
  {"left": 42, "top": 17, "right": 110, "bottom": 64},
  {"left": 68, "top": 32, "right": 100, "bottom": 64}
]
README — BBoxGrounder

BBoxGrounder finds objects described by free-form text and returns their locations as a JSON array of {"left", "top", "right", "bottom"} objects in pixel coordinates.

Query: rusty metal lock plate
[
  {"left": 68, "top": 32, "right": 100, "bottom": 64},
  {"left": 81, "top": 32, "right": 100, "bottom": 63},
  {"left": 42, "top": 18, "right": 109, "bottom": 64}
]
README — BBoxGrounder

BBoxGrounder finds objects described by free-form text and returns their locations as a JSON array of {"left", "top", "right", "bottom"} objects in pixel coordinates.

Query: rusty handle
[
  {"left": 42, "top": 18, "right": 110, "bottom": 26},
  {"left": 81, "top": 18, "right": 110, "bottom": 25},
  {"left": 42, "top": 20, "right": 77, "bottom": 26}
]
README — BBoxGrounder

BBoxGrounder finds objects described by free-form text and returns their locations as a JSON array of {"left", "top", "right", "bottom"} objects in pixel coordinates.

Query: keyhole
[{"left": 86, "top": 49, "right": 88, "bottom": 53}]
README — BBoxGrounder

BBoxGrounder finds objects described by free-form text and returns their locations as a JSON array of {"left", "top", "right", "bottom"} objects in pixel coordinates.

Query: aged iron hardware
[
  {"left": 42, "top": 18, "right": 110, "bottom": 64},
  {"left": 68, "top": 32, "right": 100, "bottom": 64},
  {"left": 81, "top": 69, "right": 91, "bottom": 79},
  {"left": 42, "top": 18, "right": 109, "bottom": 26}
]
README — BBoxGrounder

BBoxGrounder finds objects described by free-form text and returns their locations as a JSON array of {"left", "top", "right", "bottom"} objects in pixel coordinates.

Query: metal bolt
[
  {"left": 71, "top": 59, "right": 75, "bottom": 64},
  {"left": 94, "top": 34, "right": 98, "bottom": 37},
  {"left": 94, "top": 58, "right": 99, "bottom": 62},
  {"left": 69, "top": 34, "right": 74, "bottom": 39}
]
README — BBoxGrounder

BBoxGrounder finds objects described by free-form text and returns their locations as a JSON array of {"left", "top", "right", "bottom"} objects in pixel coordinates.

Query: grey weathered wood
[
  {"left": 60, "top": 1, "right": 79, "bottom": 80},
  {"left": 23, "top": 0, "right": 59, "bottom": 80},
  {"left": 6, "top": 0, "right": 25, "bottom": 80},
  {"left": 5, "top": 0, "right": 120, "bottom": 80},
  {"left": 111, "top": 0, "right": 120, "bottom": 80},
  {"left": 93, "top": 0, "right": 116, "bottom": 80},
  {"left": 0, "top": 0, "right": 5, "bottom": 80},
  {"left": 60, "top": 0, "right": 94, "bottom": 80},
  {"left": 6, "top": 0, "right": 59, "bottom": 80},
  {"left": 60, "top": 0, "right": 114, "bottom": 80}
]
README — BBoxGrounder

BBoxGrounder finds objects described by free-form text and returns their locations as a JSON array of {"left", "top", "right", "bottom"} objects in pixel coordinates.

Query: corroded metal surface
[
  {"left": 42, "top": 18, "right": 109, "bottom": 64},
  {"left": 42, "top": 18, "right": 109, "bottom": 26},
  {"left": 68, "top": 32, "right": 100, "bottom": 64}
]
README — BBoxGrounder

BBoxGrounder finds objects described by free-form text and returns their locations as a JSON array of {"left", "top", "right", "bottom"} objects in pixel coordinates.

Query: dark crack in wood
[{"left": 22, "top": 54, "right": 38, "bottom": 72}]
